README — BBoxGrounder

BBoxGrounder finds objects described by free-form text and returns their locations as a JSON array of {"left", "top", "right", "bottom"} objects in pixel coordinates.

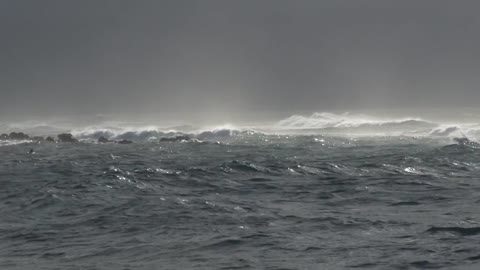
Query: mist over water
[
  {"left": 2, "top": 1, "right": 480, "bottom": 117},
  {"left": 2, "top": 111, "right": 480, "bottom": 143}
]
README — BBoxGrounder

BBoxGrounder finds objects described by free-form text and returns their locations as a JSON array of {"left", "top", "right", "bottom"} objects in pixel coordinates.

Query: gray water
[{"left": 1, "top": 134, "right": 480, "bottom": 269}]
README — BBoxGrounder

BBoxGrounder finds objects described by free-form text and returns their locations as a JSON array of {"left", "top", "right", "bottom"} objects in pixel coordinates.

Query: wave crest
[
  {"left": 3, "top": 112, "right": 480, "bottom": 142},
  {"left": 274, "top": 112, "right": 438, "bottom": 135}
]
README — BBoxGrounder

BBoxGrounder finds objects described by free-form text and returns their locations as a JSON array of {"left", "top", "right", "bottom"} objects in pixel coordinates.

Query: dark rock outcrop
[
  {"left": 116, "top": 139, "right": 133, "bottom": 144},
  {"left": 9, "top": 132, "right": 30, "bottom": 140},
  {"left": 98, "top": 136, "right": 111, "bottom": 143},
  {"left": 454, "top": 137, "right": 480, "bottom": 148},
  {"left": 160, "top": 135, "right": 191, "bottom": 142},
  {"left": 57, "top": 133, "right": 79, "bottom": 143}
]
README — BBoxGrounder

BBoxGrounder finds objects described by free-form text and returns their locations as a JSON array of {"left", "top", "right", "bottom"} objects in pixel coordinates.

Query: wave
[
  {"left": 2, "top": 112, "right": 480, "bottom": 142},
  {"left": 0, "top": 126, "right": 261, "bottom": 145},
  {"left": 0, "top": 140, "right": 33, "bottom": 147},
  {"left": 73, "top": 127, "right": 175, "bottom": 142},
  {"left": 69, "top": 126, "right": 263, "bottom": 142},
  {"left": 273, "top": 112, "right": 439, "bottom": 135},
  {"left": 275, "top": 112, "right": 426, "bottom": 128},
  {"left": 429, "top": 126, "right": 461, "bottom": 137},
  {"left": 427, "top": 226, "right": 480, "bottom": 236},
  {"left": 271, "top": 112, "right": 480, "bottom": 139}
]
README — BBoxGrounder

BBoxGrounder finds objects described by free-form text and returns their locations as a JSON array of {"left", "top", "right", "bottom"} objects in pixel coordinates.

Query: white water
[{"left": 1, "top": 112, "right": 480, "bottom": 140}]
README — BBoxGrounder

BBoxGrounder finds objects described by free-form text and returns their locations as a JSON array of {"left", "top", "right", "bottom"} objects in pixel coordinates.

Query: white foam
[
  {"left": 274, "top": 112, "right": 428, "bottom": 129},
  {"left": 2, "top": 112, "right": 480, "bottom": 140}
]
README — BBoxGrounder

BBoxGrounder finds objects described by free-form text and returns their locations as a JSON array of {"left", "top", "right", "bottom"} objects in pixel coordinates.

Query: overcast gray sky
[{"left": 1, "top": 0, "right": 480, "bottom": 122}]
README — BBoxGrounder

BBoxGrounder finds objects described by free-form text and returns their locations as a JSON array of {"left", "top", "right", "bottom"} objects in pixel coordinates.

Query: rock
[
  {"left": 32, "top": 136, "right": 45, "bottom": 142},
  {"left": 116, "top": 139, "right": 133, "bottom": 144},
  {"left": 57, "top": 133, "right": 79, "bottom": 143},
  {"left": 454, "top": 137, "right": 480, "bottom": 148},
  {"left": 0, "top": 134, "right": 9, "bottom": 140},
  {"left": 160, "top": 135, "right": 191, "bottom": 142},
  {"left": 9, "top": 132, "right": 30, "bottom": 140},
  {"left": 98, "top": 136, "right": 111, "bottom": 143},
  {"left": 45, "top": 136, "right": 55, "bottom": 142}
]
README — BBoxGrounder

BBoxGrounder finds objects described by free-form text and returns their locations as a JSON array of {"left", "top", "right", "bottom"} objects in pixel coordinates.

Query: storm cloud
[{"left": 1, "top": 0, "right": 480, "bottom": 122}]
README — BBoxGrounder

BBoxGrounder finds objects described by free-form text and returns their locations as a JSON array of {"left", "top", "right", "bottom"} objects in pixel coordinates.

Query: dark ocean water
[{"left": 1, "top": 134, "right": 480, "bottom": 269}]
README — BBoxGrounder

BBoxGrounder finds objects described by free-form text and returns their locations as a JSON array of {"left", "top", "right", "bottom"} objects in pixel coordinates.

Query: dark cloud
[{"left": 1, "top": 1, "right": 480, "bottom": 121}]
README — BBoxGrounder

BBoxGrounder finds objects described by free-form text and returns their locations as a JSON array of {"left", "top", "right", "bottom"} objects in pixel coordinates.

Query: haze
[{"left": 1, "top": 1, "right": 480, "bottom": 124}]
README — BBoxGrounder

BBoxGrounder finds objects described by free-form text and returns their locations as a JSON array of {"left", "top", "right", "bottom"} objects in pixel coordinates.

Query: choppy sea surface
[{"left": 2, "top": 113, "right": 480, "bottom": 269}]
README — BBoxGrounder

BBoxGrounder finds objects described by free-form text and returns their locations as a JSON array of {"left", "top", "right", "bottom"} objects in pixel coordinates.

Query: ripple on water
[{"left": 1, "top": 137, "right": 480, "bottom": 269}]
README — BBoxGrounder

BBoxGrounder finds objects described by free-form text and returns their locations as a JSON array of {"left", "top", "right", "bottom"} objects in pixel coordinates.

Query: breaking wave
[
  {"left": 69, "top": 126, "right": 259, "bottom": 142},
  {"left": 274, "top": 112, "right": 437, "bottom": 134},
  {"left": 2, "top": 112, "right": 480, "bottom": 142},
  {"left": 0, "top": 140, "right": 32, "bottom": 147},
  {"left": 272, "top": 112, "right": 480, "bottom": 138}
]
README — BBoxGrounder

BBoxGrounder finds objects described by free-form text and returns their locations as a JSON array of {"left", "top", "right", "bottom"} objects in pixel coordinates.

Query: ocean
[{"left": 1, "top": 113, "right": 480, "bottom": 269}]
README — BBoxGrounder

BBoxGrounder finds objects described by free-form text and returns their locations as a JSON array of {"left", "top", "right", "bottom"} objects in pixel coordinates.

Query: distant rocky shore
[
  {"left": 0, "top": 132, "right": 200, "bottom": 144},
  {"left": 0, "top": 132, "right": 134, "bottom": 144}
]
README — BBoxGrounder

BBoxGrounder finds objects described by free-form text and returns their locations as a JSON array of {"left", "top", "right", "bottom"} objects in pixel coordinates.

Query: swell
[{"left": 2, "top": 130, "right": 480, "bottom": 269}]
